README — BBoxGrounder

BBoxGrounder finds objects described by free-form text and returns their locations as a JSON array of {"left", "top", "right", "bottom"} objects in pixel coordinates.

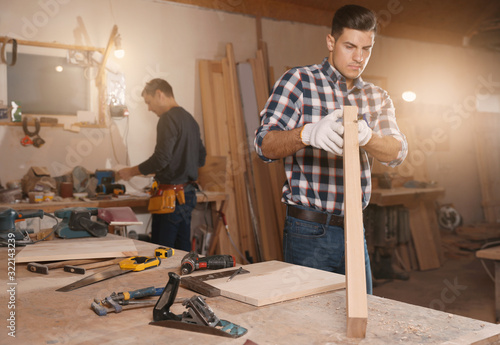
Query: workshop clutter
[
  {"left": 21, "top": 116, "right": 46, "bottom": 148},
  {"left": 21, "top": 166, "right": 56, "bottom": 203},
  {"left": 14, "top": 166, "right": 127, "bottom": 204},
  {"left": 0, "top": 179, "right": 22, "bottom": 204}
]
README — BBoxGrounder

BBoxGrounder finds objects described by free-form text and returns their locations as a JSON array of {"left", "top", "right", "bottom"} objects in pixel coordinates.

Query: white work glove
[
  {"left": 301, "top": 109, "right": 344, "bottom": 155},
  {"left": 358, "top": 119, "right": 373, "bottom": 147}
]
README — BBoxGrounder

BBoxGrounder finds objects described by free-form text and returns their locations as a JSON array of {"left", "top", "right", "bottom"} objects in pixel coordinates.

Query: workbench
[
  {"left": 2, "top": 236, "right": 500, "bottom": 344},
  {"left": 0, "top": 191, "right": 226, "bottom": 214},
  {"left": 0, "top": 190, "right": 226, "bottom": 241},
  {"left": 477, "top": 246, "right": 500, "bottom": 324}
]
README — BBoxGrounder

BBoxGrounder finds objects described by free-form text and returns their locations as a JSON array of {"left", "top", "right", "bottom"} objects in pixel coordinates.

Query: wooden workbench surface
[
  {"left": 0, "top": 191, "right": 226, "bottom": 214},
  {"left": 2, "top": 237, "right": 500, "bottom": 344},
  {"left": 371, "top": 187, "right": 445, "bottom": 208},
  {"left": 477, "top": 246, "right": 500, "bottom": 261}
]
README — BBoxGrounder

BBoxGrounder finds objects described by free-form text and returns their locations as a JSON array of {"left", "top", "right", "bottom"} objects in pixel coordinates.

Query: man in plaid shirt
[{"left": 254, "top": 5, "right": 408, "bottom": 294}]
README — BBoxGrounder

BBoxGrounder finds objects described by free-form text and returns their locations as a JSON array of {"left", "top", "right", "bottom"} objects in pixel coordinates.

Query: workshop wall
[
  {"left": 0, "top": 0, "right": 499, "bottom": 233},
  {"left": 359, "top": 36, "right": 500, "bottom": 225}
]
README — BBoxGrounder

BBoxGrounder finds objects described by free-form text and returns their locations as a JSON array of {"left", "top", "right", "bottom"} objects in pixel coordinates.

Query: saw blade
[{"left": 56, "top": 267, "right": 131, "bottom": 292}]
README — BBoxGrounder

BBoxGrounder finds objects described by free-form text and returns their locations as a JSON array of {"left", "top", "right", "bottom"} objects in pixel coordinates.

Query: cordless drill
[{"left": 180, "top": 252, "right": 235, "bottom": 275}]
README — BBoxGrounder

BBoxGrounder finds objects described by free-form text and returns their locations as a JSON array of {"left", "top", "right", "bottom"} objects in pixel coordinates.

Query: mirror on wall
[
  {"left": 0, "top": 41, "right": 101, "bottom": 121},
  {"left": 6, "top": 52, "right": 92, "bottom": 115}
]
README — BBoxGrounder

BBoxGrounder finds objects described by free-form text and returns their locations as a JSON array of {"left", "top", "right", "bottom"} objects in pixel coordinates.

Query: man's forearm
[
  {"left": 116, "top": 165, "right": 142, "bottom": 181},
  {"left": 363, "top": 134, "right": 401, "bottom": 163},
  {"left": 261, "top": 128, "right": 306, "bottom": 159}
]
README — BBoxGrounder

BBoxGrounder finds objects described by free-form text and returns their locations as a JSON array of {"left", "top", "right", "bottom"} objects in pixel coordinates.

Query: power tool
[
  {"left": 95, "top": 183, "right": 126, "bottom": 195},
  {"left": 53, "top": 207, "right": 108, "bottom": 238},
  {"left": 95, "top": 170, "right": 115, "bottom": 185},
  {"left": 180, "top": 252, "right": 235, "bottom": 275},
  {"left": 0, "top": 207, "right": 45, "bottom": 242},
  {"left": 94, "top": 170, "right": 126, "bottom": 195}
]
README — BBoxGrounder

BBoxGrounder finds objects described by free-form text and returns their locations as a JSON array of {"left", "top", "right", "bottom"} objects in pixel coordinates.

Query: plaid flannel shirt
[{"left": 254, "top": 58, "right": 408, "bottom": 215}]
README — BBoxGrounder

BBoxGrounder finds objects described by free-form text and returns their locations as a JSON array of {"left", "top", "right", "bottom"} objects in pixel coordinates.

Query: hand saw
[{"left": 56, "top": 256, "right": 161, "bottom": 292}]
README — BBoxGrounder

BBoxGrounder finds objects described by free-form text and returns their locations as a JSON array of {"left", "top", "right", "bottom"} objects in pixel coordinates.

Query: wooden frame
[{"left": 0, "top": 25, "right": 118, "bottom": 128}]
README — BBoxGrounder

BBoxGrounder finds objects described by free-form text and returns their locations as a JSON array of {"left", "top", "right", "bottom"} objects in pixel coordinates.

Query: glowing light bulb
[
  {"left": 114, "top": 34, "right": 125, "bottom": 59},
  {"left": 402, "top": 91, "right": 416, "bottom": 102},
  {"left": 114, "top": 49, "right": 125, "bottom": 59},
  {"left": 55, "top": 65, "right": 63, "bottom": 72}
]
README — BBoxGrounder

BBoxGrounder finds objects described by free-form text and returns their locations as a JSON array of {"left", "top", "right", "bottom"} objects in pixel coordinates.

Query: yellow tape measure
[
  {"left": 119, "top": 256, "right": 161, "bottom": 271},
  {"left": 155, "top": 247, "right": 174, "bottom": 259}
]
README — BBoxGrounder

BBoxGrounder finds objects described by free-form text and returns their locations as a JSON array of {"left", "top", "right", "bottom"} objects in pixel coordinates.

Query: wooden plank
[
  {"left": 342, "top": 105, "right": 368, "bottom": 338},
  {"left": 254, "top": 48, "right": 287, "bottom": 238},
  {"left": 198, "top": 155, "right": 227, "bottom": 192},
  {"left": 222, "top": 44, "right": 259, "bottom": 261},
  {"left": 409, "top": 202, "right": 442, "bottom": 270},
  {"left": 199, "top": 60, "right": 222, "bottom": 155},
  {"left": 426, "top": 202, "right": 444, "bottom": 264},
  {"left": 0, "top": 36, "right": 104, "bottom": 53},
  {"left": 238, "top": 61, "right": 283, "bottom": 261},
  {"left": 15, "top": 237, "right": 137, "bottom": 263},
  {"left": 496, "top": 262, "right": 500, "bottom": 324},
  {"left": 477, "top": 246, "right": 500, "bottom": 261},
  {"left": 250, "top": 153, "right": 283, "bottom": 260},
  {"left": 201, "top": 260, "right": 345, "bottom": 306},
  {"left": 199, "top": 58, "right": 249, "bottom": 260},
  {"left": 474, "top": 113, "right": 500, "bottom": 223},
  {"left": 370, "top": 187, "right": 445, "bottom": 208},
  {"left": 249, "top": 50, "right": 286, "bottom": 255}
]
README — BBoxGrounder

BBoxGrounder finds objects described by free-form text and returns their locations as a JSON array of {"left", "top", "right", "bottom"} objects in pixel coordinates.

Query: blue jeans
[
  {"left": 283, "top": 206, "right": 373, "bottom": 294},
  {"left": 151, "top": 190, "right": 196, "bottom": 251}
]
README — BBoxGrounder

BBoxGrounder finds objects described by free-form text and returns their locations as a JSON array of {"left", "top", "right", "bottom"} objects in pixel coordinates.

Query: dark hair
[
  {"left": 331, "top": 5, "right": 377, "bottom": 40},
  {"left": 142, "top": 78, "right": 174, "bottom": 98}
]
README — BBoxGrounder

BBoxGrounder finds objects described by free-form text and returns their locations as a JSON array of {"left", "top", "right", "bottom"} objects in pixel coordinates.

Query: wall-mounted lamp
[
  {"left": 402, "top": 90, "right": 417, "bottom": 102},
  {"left": 114, "top": 34, "right": 125, "bottom": 59}
]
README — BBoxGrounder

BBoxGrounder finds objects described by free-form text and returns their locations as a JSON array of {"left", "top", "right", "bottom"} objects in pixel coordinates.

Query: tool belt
[
  {"left": 287, "top": 205, "right": 344, "bottom": 228},
  {"left": 148, "top": 183, "right": 187, "bottom": 214}
]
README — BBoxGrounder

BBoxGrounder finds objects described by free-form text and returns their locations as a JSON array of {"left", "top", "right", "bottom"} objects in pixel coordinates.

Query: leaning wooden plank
[
  {"left": 199, "top": 60, "right": 241, "bottom": 258},
  {"left": 223, "top": 44, "right": 259, "bottom": 261},
  {"left": 198, "top": 155, "right": 227, "bottom": 193},
  {"left": 249, "top": 51, "right": 286, "bottom": 255},
  {"left": 409, "top": 202, "right": 441, "bottom": 270},
  {"left": 342, "top": 105, "right": 368, "bottom": 338},
  {"left": 474, "top": 113, "right": 500, "bottom": 223}
]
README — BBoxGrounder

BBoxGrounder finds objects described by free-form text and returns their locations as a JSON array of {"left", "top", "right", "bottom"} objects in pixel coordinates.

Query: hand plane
[{"left": 150, "top": 272, "right": 247, "bottom": 338}]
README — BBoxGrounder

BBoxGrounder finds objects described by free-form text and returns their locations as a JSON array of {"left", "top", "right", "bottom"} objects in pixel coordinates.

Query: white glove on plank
[
  {"left": 301, "top": 109, "right": 344, "bottom": 155},
  {"left": 358, "top": 119, "right": 373, "bottom": 147}
]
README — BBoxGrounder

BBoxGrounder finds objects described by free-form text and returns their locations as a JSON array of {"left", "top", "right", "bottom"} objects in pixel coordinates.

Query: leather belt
[
  {"left": 158, "top": 183, "right": 188, "bottom": 191},
  {"left": 288, "top": 205, "right": 344, "bottom": 228}
]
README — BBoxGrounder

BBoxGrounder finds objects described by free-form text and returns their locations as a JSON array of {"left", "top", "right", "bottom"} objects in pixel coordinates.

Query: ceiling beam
[
  {"left": 163, "top": 0, "right": 332, "bottom": 26},
  {"left": 162, "top": 0, "right": 471, "bottom": 47},
  {"left": 379, "top": 22, "right": 464, "bottom": 46}
]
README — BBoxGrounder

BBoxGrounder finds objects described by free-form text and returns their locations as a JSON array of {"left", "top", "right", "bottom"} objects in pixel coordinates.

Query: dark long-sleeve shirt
[{"left": 138, "top": 106, "right": 206, "bottom": 184}]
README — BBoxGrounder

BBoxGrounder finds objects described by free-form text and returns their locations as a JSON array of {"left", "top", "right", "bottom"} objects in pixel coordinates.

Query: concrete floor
[{"left": 373, "top": 245, "right": 496, "bottom": 324}]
